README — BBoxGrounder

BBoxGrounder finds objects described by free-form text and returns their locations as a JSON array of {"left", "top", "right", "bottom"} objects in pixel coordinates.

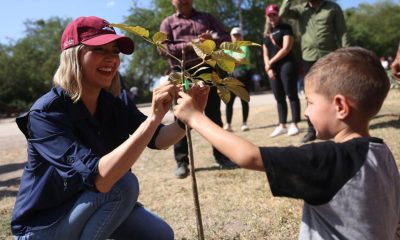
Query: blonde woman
[
  {"left": 11, "top": 16, "right": 209, "bottom": 240},
  {"left": 263, "top": 4, "right": 300, "bottom": 137}
]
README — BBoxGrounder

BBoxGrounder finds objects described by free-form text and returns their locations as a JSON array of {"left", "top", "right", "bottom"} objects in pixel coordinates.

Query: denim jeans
[{"left": 14, "top": 172, "right": 173, "bottom": 240}]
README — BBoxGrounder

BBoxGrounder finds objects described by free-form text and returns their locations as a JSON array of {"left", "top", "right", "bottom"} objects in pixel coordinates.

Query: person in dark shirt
[
  {"left": 11, "top": 16, "right": 209, "bottom": 240},
  {"left": 160, "top": 0, "right": 236, "bottom": 179},
  {"left": 263, "top": 4, "right": 300, "bottom": 138},
  {"left": 174, "top": 47, "right": 400, "bottom": 239},
  {"left": 279, "top": 0, "right": 349, "bottom": 143}
]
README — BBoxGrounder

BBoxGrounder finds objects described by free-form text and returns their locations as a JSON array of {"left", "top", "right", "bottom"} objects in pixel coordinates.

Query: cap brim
[
  {"left": 82, "top": 34, "right": 134, "bottom": 55},
  {"left": 266, "top": 11, "right": 279, "bottom": 16}
]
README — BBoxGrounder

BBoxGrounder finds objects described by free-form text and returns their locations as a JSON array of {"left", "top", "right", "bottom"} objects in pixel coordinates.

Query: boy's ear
[{"left": 333, "top": 94, "right": 350, "bottom": 120}]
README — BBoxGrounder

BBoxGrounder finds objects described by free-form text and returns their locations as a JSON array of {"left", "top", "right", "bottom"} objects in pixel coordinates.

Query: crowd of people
[{"left": 10, "top": 0, "right": 400, "bottom": 239}]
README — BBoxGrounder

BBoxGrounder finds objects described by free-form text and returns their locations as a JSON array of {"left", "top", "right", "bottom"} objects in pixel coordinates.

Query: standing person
[
  {"left": 263, "top": 4, "right": 301, "bottom": 137},
  {"left": 174, "top": 47, "right": 400, "bottom": 240},
  {"left": 11, "top": 16, "right": 209, "bottom": 240},
  {"left": 224, "top": 27, "right": 251, "bottom": 132},
  {"left": 280, "top": 0, "right": 349, "bottom": 143},
  {"left": 160, "top": 0, "right": 236, "bottom": 179}
]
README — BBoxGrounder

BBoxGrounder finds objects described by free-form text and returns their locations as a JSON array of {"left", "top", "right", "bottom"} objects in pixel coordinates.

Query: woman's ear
[{"left": 333, "top": 94, "right": 350, "bottom": 120}]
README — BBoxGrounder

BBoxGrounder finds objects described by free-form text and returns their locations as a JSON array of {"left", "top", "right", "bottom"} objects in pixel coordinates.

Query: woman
[
  {"left": 224, "top": 27, "right": 251, "bottom": 132},
  {"left": 263, "top": 4, "right": 301, "bottom": 137},
  {"left": 11, "top": 16, "right": 209, "bottom": 240}
]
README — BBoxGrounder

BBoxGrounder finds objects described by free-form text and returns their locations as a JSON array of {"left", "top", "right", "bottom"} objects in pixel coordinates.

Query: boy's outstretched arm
[{"left": 174, "top": 91, "right": 264, "bottom": 171}]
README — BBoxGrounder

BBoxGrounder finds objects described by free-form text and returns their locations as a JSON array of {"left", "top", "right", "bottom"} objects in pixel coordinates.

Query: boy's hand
[
  {"left": 174, "top": 84, "right": 207, "bottom": 123},
  {"left": 188, "top": 81, "right": 209, "bottom": 112},
  {"left": 390, "top": 58, "right": 400, "bottom": 81}
]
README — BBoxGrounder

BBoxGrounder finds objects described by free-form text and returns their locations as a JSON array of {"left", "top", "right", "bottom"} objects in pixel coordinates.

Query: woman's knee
[{"left": 112, "top": 172, "right": 139, "bottom": 205}]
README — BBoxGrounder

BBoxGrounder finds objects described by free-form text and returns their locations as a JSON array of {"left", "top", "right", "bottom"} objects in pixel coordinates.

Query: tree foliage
[
  {"left": 345, "top": 0, "right": 400, "bottom": 57},
  {"left": 0, "top": 17, "right": 69, "bottom": 114},
  {"left": 0, "top": 0, "right": 399, "bottom": 113}
]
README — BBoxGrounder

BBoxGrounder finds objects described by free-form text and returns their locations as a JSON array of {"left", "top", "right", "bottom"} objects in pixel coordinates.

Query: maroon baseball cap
[
  {"left": 266, "top": 4, "right": 279, "bottom": 16},
  {"left": 61, "top": 16, "right": 134, "bottom": 54}
]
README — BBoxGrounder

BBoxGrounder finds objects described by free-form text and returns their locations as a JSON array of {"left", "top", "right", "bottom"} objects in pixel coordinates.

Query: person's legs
[
  {"left": 240, "top": 71, "right": 251, "bottom": 131},
  {"left": 110, "top": 202, "right": 173, "bottom": 240},
  {"left": 173, "top": 136, "right": 189, "bottom": 178},
  {"left": 206, "top": 87, "right": 237, "bottom": 168},
  {"left": 280, "top": 61, "right": 301, "bottom": 136},
  {"left": 269, "top": 70, "right": 288, "bottom": 137},
  {"left": 301, "top": 60, "right": 317, "bottom": 142},
  {"left": 15, "top": 172, "right": 139, "bottom": 240},
  {"left": 224, "top": 93, "right": 236, "bottom": 131},
  {"left": 269, "top": 69, "right": 288, "bottom": 125}
]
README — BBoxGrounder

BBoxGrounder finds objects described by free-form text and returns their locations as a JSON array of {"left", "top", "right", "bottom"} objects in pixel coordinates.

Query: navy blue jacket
[{"left": 11, "top": 87, "right": 162, "bottom": 235}]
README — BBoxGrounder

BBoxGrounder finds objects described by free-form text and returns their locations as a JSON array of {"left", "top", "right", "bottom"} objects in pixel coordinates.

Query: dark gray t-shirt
[{"left": 261, "top": 137, "right": 400, "bottom": 239}]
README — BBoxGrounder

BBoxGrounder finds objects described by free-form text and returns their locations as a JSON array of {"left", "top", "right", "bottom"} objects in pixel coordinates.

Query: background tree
[
  {"left": 345, "top": 0, "right": 400, "bottom": 58},
  {"left": 0, "top": 17, "right": 68, "bottom": 114},
  {"left": 1, "top": 0, "right": 400, "bottom": 113}
]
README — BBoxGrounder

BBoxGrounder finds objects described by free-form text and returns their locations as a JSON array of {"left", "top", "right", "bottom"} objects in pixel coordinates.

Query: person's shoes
[
  {"left": 175, "top": 162, "right": 189, "bottom": 179},
  {"left": 287, "top": 123, "right": 299, "bottom": 136},
  {"left": 216, "top": 156, "right": 239, "bottom": 169},
  {"left": 270, "top": 126, "right": 287, "bottom": 137},
  {"left": 241, "top": 124, "right": 250, "bottom": 131},
  {"left": 301, "top": 131, "right": 316, "bottom": 143},
  {"left": 224, "top": 124, "right": 233, "bottom": 132}
]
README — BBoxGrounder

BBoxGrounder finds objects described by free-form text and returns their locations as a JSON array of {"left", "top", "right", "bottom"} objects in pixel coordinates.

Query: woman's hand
[
  {"left": 267, "top": 69, "right": 276, "bottom": 80},
  {"left": 151, "top": 81, "right": 176, "bottom": 121}
]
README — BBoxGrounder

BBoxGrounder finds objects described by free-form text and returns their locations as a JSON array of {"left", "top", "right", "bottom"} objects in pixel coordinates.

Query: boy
[{"left": 174, "top": 47, "right": 400, "bottom": 239}]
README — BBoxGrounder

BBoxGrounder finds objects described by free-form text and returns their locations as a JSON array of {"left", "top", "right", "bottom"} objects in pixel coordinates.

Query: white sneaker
[
  {"left": 224, "top": 124, "right": 233, "bottom": 132},
  {"left": 241, "top": 124, "right": 249, "bottom": 131},
  {"left": 287, "top": 123, "right": 299, "bottom": 136},
  {"left": 270, "top": 126, "right": 287, "bottom": 137}
]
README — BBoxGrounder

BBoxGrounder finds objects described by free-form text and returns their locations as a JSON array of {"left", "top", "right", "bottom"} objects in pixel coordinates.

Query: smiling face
[
  {"left": 79, "top": 42, "right": 120, "bottom": 92},
  {"left": 267, "top": 13, "right": 280, "bottom": 28},
  {"left": 304, "top": 80, "right": 338, "bottom": 140}
]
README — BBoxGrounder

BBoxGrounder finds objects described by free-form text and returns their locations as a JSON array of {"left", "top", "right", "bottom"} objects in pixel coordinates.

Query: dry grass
[{"left": 1, "top": 89, "right": 399, "bottom": 239}]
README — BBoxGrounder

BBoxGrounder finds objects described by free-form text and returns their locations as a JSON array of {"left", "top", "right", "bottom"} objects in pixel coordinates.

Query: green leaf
[
  {"left": 195, "top": 73, "right": 212, "bottom": 82},
  {"left": 192, "top": 67, "right": 211, "bottom": 76},
  {"left": 217, "top": 86, "right": 231, "bottom": 104},
  {"left": 211, "top": 71, "right": 222, "bottom": 85},
  {"left": 206, "top": 59, "right": 217, "bottom": 67},
  {"left": 233, "top": 40, "right": 262, "bottom": 47},
  {"left": 192, "top": 42, "right": 207, "bottom": 59},
  {"left": 111, "top": 24, "right": 150, "bottom": 38},
  {"left": 211, "top": 50, "right": 238, "bottom": 62},
  {"left": 216, "top": 59, "right": 236, "bottom": 73},
  {"left": 168, "top": 72, "right": 182, "bottom": 84},
  {"left": 199, "top": 40, "right": 216, "bottom": 54},
  {"left": 219, "top": 42, "right": 243, "bottom": 53},
  {"left": 222, "top": 77, "right": 244, "bottom": 86},
  {"left": 226, "top": 85, "right": 250, "bottom": 102},
  {"left": 192, "top": 40, "right": 216, "bottom": 59},
  {"left": 152, "top": 32, "right": 167, "bottom": 44}
]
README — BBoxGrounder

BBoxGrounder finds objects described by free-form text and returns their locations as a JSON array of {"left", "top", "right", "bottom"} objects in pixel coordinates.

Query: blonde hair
[
  {"left": 305, "top": 47, "right": 390, "bottom": 118},
  {"left": 263, "top": 16, "right": 272, "bottom": 37},
  {"left": 53, "top": 45, "right": 121, "bottom": 102}
]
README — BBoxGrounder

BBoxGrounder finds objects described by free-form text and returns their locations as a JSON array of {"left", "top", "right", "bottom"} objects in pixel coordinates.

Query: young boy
[{"left": 174, "top": 47, "right": 400, "bottom": 239}]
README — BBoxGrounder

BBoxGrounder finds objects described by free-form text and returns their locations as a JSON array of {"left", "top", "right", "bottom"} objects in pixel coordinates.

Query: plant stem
[{"left": 181, "top": 49, "right": 204, "bottom": 240}]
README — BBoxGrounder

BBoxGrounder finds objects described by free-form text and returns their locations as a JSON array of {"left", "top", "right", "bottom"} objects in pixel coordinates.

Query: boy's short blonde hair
[
  {"left": 305, "top": 47, "right": 390, "bottom": 118},
  {"left": 53, "top": 45, "right": 121, "bottom": 102}
]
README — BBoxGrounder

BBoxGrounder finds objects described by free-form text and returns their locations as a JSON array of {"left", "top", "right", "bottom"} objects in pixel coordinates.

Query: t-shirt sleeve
[
  {"left": 282, "top": 24, "right": 294, "bottom": 36},
  {"left": 260, "top": 141, "right": 366, "bottom": 205}
]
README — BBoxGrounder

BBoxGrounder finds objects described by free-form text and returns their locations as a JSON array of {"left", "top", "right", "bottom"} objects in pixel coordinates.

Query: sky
[{"left": 0, "top": 0, "right": 381, "bottom": 44}]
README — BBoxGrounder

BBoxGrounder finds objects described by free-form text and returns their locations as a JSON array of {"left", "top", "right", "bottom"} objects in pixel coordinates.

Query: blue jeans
[{"left": 14, "top": 172, "right": 173, "bottom": 240}]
